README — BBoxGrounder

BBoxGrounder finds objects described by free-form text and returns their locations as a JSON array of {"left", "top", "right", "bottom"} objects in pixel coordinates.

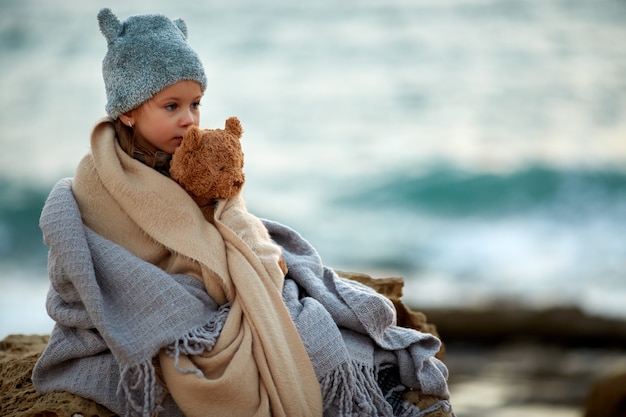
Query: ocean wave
[
  {"left": 4, "top": 165, "right": 625, "bottom": 264},
  {"left": 0, "top": 179, "right": 49, "bottom": 264},
  {"left": 335, "top": 165, "right": 626, "bottom": 218}
]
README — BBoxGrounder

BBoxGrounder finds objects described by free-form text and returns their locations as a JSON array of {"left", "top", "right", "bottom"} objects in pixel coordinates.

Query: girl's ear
[{"left": 119, "top": 112, "right": 135, "bottom": 128}]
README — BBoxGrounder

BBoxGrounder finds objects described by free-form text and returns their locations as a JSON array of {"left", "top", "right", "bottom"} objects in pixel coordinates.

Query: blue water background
[{"left": 1, "top": 0, "right": 626, "bottom": 338}]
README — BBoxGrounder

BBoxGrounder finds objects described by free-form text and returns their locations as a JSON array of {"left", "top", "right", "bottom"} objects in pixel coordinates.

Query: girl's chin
[{"left": 168, "top": 138, "right": 183, "bottom": 152}]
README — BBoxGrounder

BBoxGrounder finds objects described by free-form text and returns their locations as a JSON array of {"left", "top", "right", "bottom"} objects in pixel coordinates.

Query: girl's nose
[{"left": 181, "top": 110, "right": 196, "bottom": 127}]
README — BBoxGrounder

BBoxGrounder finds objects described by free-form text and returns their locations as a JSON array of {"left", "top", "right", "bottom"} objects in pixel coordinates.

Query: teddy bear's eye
[{"left": 219, "top": 167, "right": 225, "bottom": 172}]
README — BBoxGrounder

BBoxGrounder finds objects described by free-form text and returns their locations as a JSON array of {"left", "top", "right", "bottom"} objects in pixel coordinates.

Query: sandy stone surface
[{"left": 0, "top": 334, "right": 116, "bottom": 417}]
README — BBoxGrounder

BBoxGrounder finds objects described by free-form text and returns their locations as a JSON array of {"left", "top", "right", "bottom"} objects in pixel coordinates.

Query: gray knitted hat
[{"left": 98, "top": 8, "right": 207, "bottom": 119}]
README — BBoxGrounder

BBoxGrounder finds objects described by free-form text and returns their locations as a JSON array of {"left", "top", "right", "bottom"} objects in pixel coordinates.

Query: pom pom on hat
[{"left": 98, "top": 8, "right": 207, "bottom": 119}]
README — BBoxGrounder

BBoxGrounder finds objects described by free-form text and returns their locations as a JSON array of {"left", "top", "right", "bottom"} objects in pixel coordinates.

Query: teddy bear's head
[{"left": 170, "top": 117, "right": 245, "bottom": 211}]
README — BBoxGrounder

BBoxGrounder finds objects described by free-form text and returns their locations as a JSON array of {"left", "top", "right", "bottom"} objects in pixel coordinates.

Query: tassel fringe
[
  {"left": 118, "top": 303, "right": 230, "bottom": 416},
  {"left": 319, "top": 359, "right": 453, "bottom": 417},
  {"left": 118, "top": 360, "right": 163, "bottom": 417},
  {"left": 319, "top": 360, "right": 393, "bottom": 417},
  {"left": 164, "top": 302, "right": 230, "bottom": 376}
]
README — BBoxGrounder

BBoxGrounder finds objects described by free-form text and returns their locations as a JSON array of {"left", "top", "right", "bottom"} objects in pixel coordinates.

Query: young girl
[{"left": 32, "top": 8, "right": 453, "bottom": 417}]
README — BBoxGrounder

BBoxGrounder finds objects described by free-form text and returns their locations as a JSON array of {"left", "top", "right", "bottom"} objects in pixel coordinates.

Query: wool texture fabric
[
  {"left": 98, "top": 8, "right": 207, "bottom": 119},
  {"left": 33, "top": 120, "right": 452, "bottom": 416}
]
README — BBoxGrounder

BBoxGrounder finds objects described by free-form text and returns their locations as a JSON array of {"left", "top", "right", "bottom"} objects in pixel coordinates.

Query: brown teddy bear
[
  {"left": 170, "top": 117, "right": 287, "bottom": 276},
  {"left": 169, "top": 117, "right": 246, "bottom": 219}
]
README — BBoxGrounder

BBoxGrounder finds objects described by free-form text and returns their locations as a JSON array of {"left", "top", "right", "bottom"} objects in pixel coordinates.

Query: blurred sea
[{"left": 1, "top": 0, "right": 626, "bottom": 338}]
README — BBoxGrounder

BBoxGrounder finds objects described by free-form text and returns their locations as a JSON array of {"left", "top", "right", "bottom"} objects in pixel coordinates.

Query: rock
[
  {"left": 403, "top": 389, "right": 452, "bottom": 417},
  {"left": 1, "top": 272, "right": 447, "bottom": 417},
  {"left": 0, "top": 334, "right": 116, "bottom": 417},
  {"left": 419, "top": 305, "right": 626, "bottom": 348},
  {"left": 584, "top": 371, "right": 626, "bottom": 417},
  {"left": 336, "top": 270, "right": 445, "bottom": 360}
]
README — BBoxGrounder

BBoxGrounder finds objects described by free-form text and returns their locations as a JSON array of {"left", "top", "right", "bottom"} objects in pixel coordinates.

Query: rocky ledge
[{"left": 0, "top": 334, "right": 116, "bottom": 417}]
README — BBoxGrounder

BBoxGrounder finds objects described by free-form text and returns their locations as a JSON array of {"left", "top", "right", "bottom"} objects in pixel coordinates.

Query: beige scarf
[{"left": 72, "top": 119, "right": 322, "bottom": 417}]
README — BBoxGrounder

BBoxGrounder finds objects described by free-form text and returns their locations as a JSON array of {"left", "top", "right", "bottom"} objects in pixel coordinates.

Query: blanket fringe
[
  {"left": 164, "top": 302, "right": 231, "bottom": 376},
  {"left": 118, "top": 360, "right": 164, "bottom": 417},
  {"left": 117, "top": 304, "right": 230, "bottom": 416},
  {"left": 319, "top": 360, "right": 393, "bottom": 417}
]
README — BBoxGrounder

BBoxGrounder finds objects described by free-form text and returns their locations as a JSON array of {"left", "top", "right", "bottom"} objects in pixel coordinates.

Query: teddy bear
[
  {"left": 170, "top": 117, "right": 287, "bottom": 276},
  {"left": 169, "top": 117, "right": 246, "bottom": 219}
]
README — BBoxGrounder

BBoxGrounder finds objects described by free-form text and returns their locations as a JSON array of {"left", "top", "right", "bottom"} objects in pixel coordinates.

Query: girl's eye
[
  {"left": 191, "top": 102, "right": 201, "bottom": 110},
  {"left": 165, "top": 103, "right": 178, "bottom": 111}
]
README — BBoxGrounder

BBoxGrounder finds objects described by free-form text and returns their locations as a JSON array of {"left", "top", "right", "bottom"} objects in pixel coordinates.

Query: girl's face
[{"left": 126, "top": 80, "right": 203, "bottom": 155}]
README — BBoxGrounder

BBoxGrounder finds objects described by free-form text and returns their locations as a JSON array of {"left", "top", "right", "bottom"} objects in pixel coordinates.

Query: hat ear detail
[
  {"left": 174, "top": 18, "right": 188, "bottom": 39},
  {"left": 98, "top": 8, "right": 122, "bottom": 44},
  {"left": 99, "top": 9, "right": 207, "bottom": 119}
]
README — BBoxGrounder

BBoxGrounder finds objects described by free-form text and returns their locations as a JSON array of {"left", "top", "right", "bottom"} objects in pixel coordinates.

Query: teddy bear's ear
[
  {"left": 184, "top": 125, "right": 202, "bottom": 141},
  {"left": 225, "top": 117, "right": 243, "bottom": 139}
]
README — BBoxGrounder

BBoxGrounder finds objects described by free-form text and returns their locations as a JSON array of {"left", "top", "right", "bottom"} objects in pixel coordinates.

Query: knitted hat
[{"left": 98, "top": 8, "right": 207, "bottom": 119}]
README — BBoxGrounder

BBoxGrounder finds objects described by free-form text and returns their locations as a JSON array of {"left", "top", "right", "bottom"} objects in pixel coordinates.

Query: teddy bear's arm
[{"left": 218, "top": 195, "right": 287, "bottom": 278}]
